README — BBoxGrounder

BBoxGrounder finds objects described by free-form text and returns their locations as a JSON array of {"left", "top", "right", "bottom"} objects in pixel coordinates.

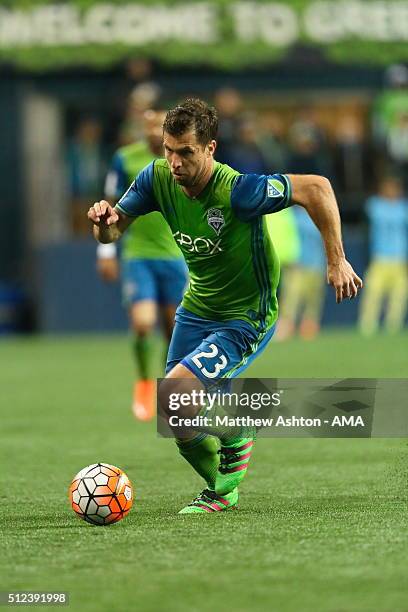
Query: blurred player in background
[
  {"left": 88, "top": 98, "right": 363, "bottom": 514},
  {"left": 359, "top": 175, "right": 408, "bottom": 335},
  {"left": 276, "top": 206, "right": 326, "bottom": 340},
  {"left": 265, "top": 207, "right": 300, "bottom": 330},
  {"left": 97, "top": 110, "right": 187, "bottom": 420}
]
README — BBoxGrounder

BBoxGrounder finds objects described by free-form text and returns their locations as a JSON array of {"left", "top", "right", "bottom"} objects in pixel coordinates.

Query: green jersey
[
  {"left": 116, "top": 159, "right": 292, "bottom": 331},
  {"left": 106, "top": 141, "right": 181, "bottom": 260},
  {"left": 266, "top": 207, "right": 300, "bottom": 266}
]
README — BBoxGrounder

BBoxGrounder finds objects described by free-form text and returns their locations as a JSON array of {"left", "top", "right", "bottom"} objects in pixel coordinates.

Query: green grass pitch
[{"left": 1, "top": 331, "right": 407, "bottom": 611}]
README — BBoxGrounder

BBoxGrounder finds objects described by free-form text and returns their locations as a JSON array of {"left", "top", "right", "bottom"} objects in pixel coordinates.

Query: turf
[{"left": 0, "top": 331, "right": 407, "bottom": 612}]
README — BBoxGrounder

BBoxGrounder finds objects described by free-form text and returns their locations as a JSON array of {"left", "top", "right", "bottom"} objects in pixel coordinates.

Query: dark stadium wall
[
  {"left": 0, "top": 78, "right": 30, "bottom": 332},
  {"left": 35, "top": 240, "right": 127, "bottom": 333},
  {"left": 0, "top": 78, "right": 24, "bottom": 281}
]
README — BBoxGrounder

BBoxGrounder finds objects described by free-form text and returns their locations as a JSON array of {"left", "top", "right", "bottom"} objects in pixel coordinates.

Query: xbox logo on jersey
[
  {"left": 173, "top": 231, "right": 223, "bottom": 254},
  {"left": 207, "top": 208, "right": 225, "bottom": 235}
]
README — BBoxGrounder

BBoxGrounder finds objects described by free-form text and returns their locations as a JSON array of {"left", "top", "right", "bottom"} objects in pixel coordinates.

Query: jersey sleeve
[
  {"left": 104, "top": 152, "right": 128, "bottom": 199},
  {"left": 231, "top": 173, "right": 292, "bottom": 222},
  {"left": 115, "top": 161, "right": 158, "bottom": 218}
]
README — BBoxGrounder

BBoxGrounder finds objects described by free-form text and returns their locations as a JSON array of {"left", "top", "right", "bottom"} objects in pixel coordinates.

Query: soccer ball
[{"left": 69, "top": 463, "right": 133, "bottom": 526}]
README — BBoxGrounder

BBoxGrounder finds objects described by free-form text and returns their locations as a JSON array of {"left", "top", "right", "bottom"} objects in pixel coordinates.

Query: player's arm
[
  {"left": 232, "top": 172, "right": 362, "bottom": 303},
  {"left": 287, "top": 174, "right": 363, "bottom": 303},
  {"left": 88, "top": 161, "right": 157, "bottom": 244}
]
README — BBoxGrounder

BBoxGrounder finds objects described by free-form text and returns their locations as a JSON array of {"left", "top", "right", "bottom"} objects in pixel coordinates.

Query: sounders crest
[{"left": 207, "top": 208, "right": 225, "bottom": 235}]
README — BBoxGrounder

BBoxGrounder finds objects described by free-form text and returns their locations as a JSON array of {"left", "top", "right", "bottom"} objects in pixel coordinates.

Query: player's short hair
[{"left": 163, "top": 98, "right": 218, "bottom": 145}]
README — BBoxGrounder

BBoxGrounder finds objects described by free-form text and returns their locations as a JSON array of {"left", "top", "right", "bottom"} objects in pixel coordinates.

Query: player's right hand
[
  {"left": 97, "top": 257, "right": 119, "bottom": 282},
  {"left": 327, "top": 258, "right": 363, "bottom": 303},
  {"left": 87, "top": 200, "right": 119, "bottom": 226}
]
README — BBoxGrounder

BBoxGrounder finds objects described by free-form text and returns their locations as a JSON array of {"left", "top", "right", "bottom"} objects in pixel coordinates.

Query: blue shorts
[
  {"left": 122, "top": 258, "right": 187, "bottom": 307},
  {"left": 166, "top": 306, "right": 275, "bottom": 384}
]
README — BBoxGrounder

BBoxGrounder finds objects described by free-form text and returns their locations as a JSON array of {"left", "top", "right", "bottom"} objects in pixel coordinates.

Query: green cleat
[
  {"left": 178, "top": 488, "right": 239, "bottom": 514},
  {"left": 215, "top": 437, "right": 254, "bottom": 495}
]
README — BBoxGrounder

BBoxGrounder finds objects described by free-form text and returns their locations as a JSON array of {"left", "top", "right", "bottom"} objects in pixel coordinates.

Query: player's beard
[
  {"left": 173, "top": 173, "right": 191, "bottom": 186},
  {"left": 184, "top": 162, "right": 208, "bottom": 188},
  {"left": 172, "top": 159, "right": 210, "bottom": 189},
  {"left": 174, "top": 169, "right": 198, "bottom": 187}
]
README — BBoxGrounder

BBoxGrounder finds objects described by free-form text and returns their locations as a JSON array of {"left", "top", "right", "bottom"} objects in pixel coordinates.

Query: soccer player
[
  {"left": 88, "top": 98, "right": 363, "bottom": 514},
  {"left": 359, "top": 175, "right": 408, "bottom": 335},
  {"left": 97, "top": 110, "right": 187, "bottom": 420},
  {"left": 275, "top": 206, "right": 326, "bottom": 340}
]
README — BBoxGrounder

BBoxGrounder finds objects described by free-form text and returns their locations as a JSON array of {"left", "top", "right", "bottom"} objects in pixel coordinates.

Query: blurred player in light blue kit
[
  {"left": 276, "top": 206, "right": 326, "bottom": 340},
  {"left": 359, "top": 175, "right": 408, "bottom": 335},
  {"left": 97, "top": 111, "right": 187, "bottom": 420}
]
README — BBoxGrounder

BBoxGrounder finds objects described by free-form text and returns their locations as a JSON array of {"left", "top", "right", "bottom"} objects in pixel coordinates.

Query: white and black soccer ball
[{"left": 69, "top": 463, "right": 133, "bottom": 526}]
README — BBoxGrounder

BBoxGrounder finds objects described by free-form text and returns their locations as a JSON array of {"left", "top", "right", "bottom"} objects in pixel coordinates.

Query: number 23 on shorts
[{"left": 191, "top": 343, "right": 228, "bottom": 379}]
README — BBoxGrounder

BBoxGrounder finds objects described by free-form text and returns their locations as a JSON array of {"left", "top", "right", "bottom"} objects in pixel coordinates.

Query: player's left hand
[{"left": 327, "top": 258, "right": 363, "bottom": 303}]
